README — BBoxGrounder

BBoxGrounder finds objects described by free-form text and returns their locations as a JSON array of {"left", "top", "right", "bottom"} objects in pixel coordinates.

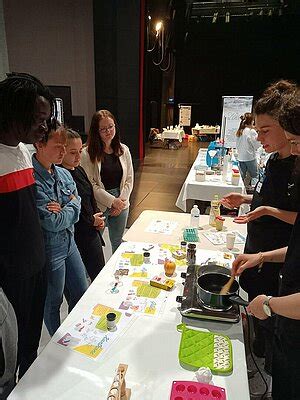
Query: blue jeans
[
  {"left": 103, "top": 188, "right": 129, "bottom": 253},
  {"left": 44, "top": 233, "right": 88, "bottom": 336},
  {"left": 238, "top": 160, "right": 258, "bottom": 183}
]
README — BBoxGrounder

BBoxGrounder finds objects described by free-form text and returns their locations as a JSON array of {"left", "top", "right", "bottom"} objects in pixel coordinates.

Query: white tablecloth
[
  {"left": 9, "top": 241, "right": 249, "bottom": 400},
  {"left": 161, "top": 128, "right": 185, "bottom": 142},
  {"left": 176, "top": 150, "right": 246, "bottom": 212}
]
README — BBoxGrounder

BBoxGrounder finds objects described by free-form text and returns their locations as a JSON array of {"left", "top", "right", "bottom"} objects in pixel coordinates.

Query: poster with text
[{"left": 221, "top": 96, "right": 253, "bottom": 148}]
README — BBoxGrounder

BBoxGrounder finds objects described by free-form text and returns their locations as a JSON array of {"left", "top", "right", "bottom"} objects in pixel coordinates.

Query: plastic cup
[
  {"left": 215, "top": 217, "right": 224, "bottom": 231},
  {"left": 231, "top": 174, "right": 240, "bottom": 185},
  {"left": 226, "top": 233, "right": 236, "bottom": 250},
  {"left": 195, "top": 171, "right": 205, "bottom": 182}
]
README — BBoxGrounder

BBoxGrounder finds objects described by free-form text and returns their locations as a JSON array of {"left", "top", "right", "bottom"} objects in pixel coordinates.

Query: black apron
[
  {"left": 240, "top": 153, "right": 299, "bottom": 298},
  {"left": 271, "top": 214, "right": 300, "bottom": 400}
]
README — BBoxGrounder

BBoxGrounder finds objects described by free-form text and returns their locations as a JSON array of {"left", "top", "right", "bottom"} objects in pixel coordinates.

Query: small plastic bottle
[
  {"left": 209, "top": 195, "right": 220, "bottom": 227},
  {"left": 187, "top": 243, "right": 196, "bottom": 265},
  {"left": 190, "top": 205, "right": 200, "bottom": 228}
]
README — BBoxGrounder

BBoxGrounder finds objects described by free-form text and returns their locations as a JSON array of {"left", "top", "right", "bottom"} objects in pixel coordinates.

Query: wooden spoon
[{"left": 220, "top": 276, "right": 235, "bottom": 295}]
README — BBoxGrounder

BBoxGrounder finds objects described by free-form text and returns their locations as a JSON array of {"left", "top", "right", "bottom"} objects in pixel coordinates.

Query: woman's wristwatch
[{"left": 263, "top": 296, "right": 274, "bottom": 317}]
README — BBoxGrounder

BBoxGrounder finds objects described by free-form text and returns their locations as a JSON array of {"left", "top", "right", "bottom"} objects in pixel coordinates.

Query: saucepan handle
[{"left": 229, "top": 295, "right": 249, "bottom": 307}]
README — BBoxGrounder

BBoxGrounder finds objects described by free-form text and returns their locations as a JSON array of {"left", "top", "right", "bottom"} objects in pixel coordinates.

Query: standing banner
[
  {"left": 221, "top": 96, "right": 253, "bottom": 148},
  {"left": 55, "top": 98, "right": 64, "bottom": 124},
  {"left": 179, "top": 105, "right": 192, "bottom": 126}
]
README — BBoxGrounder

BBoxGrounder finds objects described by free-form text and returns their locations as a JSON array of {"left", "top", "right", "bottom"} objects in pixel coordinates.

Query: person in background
[
  {"left": 81, "top": 110, "right": 134, "bottom": 253},
  {"left": 0, "top": 73, "right": 55, "bottom": 379},
  {"left": 33, "top": 125, "right": 88, "bottom": 336},
  {"left": 232, "top": 84, "right": 300, "bottom": 400},
  {"left": 221, "top": 80, "right": 299, "bottom": 366},
  {"left": 61, "top": 129, "right": 105, "bottom": 281},
  {"left": 235, "top": 112, "right": 260, "bottom": 187}
]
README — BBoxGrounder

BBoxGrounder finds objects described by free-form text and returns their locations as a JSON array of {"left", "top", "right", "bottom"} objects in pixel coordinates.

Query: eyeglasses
[{"left": 99, "top": 124, "right": 115, "bottom": 134}]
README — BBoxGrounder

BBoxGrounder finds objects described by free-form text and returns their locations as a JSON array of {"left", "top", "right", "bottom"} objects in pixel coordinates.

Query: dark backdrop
[
  {"left": 174, "top": 13, "right": 300, "bottom": 127},
  {"left": 93, "top": 0, "right": 142, "bottom": 161}
]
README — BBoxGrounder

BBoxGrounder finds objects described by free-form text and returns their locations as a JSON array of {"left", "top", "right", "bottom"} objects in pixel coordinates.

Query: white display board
[
  {"left": 179, "top": 105, "right": 191, "bottom": 126},
  {"left": 221, "top": 96, "right": 253, "bottom": 148}
]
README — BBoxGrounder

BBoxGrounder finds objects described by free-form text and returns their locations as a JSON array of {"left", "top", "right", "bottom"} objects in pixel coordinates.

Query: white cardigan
[{"left": 80, "top": 144, "right": 134, "bottom": 212}]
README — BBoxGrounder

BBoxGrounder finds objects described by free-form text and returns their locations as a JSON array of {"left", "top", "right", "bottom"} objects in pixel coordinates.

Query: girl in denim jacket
[{"left": 33, "top": 126, "right": 88, "bottom": 336}]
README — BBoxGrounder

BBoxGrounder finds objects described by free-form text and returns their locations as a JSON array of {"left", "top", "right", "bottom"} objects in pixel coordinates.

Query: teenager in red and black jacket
[{"left": 0, "top": 73, "right": 56, "bottom": 380}]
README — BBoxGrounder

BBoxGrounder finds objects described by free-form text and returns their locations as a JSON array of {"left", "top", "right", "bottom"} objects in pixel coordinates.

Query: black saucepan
[{"left": 197, "top": 272, "right": 249, "bottom": 310}]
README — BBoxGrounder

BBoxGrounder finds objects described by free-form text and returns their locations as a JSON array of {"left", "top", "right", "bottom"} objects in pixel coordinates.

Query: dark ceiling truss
[{"left": 186, "top": 0, "right": 289, "bottom": 20}]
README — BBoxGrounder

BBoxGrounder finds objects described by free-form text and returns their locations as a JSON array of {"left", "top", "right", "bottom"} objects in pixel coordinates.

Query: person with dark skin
[{"left": 0, "top": 73, "right": 56, "bottom": 383}]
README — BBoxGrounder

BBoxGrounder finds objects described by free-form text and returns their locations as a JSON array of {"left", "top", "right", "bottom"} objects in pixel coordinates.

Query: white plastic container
[
  {"left": 190, "top": 205, "right": 200, "bottom": 228},
  {"left": 195, "top": 171, "right": 205, "bottom": 182}
]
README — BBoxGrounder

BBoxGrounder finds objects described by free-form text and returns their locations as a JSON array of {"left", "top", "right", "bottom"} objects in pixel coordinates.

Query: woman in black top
[
  {"left": 232, "top": 88, "right": 300, "bottom": 400},
  {"left": 221, "top": 80, "right": 300, "bottom": 362},
  {"left": 61, "top": 129, "right": 105, "bottom": 281}
]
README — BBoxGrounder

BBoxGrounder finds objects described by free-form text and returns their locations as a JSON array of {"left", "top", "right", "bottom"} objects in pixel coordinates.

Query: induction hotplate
[{"left": 177, "top": 263, "right": 240, "bottom": 323}]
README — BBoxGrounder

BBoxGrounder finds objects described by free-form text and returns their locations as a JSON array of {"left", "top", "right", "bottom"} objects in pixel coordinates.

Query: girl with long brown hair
[{"left": 81, "top": 110, "right": 133, "bottom": 253}]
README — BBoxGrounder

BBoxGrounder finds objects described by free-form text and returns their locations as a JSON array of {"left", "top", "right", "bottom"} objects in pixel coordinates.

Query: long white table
[
  {"left": 176, "top": 149, "right": 245, "bottom": 212},
  {"left": 123, "top": 210, "right": 247, "bottom": 252},
  {"left": 9, "top": 241, "right": 249, "bottom": 400}
]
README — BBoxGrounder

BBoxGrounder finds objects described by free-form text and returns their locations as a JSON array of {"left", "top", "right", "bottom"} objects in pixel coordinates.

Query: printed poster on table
[
  {"left": 56, "top": 304, "right": 133, "bottom": 359},
  {"left": 145, "top": 219, "right": 178, "bottom": 235}
]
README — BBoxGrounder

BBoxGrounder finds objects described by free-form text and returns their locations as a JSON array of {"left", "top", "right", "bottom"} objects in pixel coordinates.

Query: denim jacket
[{"left": 32, "top": 155, "right": 81, "bottom": 247}]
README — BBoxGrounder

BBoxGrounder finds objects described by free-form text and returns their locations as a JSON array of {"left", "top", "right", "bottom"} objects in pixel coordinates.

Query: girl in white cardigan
[{"left": 81, "top": 110, "right": 134, "bottom": 252}]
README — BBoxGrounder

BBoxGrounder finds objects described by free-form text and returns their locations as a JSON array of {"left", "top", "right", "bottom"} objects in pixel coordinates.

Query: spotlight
[
  {"left": 258, "top": 9, "right": 263, "bottom": 16},
  {"left": 148, "top": 15, "right": 151, "bottom": 20},
  {"left": 212, "top": 12, "right": 218, "bottom": 23},
  {"left": 268, "top": 9, "right": 273, "bottom": 17},
  {"left": 225, "top": 12, "right": 230, "bottom": 23},
  {"left": 155, "top": 21, "right": 163, "bottom": 32}
]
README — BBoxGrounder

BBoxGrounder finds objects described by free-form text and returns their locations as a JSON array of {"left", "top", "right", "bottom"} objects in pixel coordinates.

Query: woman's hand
[
  {"left": 233, "top": 206, "right": 269, "bottom": 224},
  {"left": 110, "top": 207, "right": 122, "bottom": 217},
  {"left": 247, "top": 295, "right": 269, "bottom": 320},
  {"left": 112, "top": 197, "right": 126, "bottom": 211},
  {"left": 46, "top": 201, "right": 62, "bottom": 214},
  {"left": 93, "top": 212, "right": 105, "bottom": 229},
  {"left": 220, "top": 193, "right": 245, "bottom": 209},
  {"left": 232, "top": 253, "right": 262, "bottom": 276}
]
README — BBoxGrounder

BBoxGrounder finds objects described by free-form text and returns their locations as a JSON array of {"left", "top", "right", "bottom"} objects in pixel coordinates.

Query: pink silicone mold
[{"left": 170, "top": 381, "right": 226, "bottom": 400}]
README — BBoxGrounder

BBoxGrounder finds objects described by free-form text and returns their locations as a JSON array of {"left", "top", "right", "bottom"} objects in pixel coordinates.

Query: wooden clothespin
[{"left": 107, "top": 363, "right": 131, "bottom": 400}]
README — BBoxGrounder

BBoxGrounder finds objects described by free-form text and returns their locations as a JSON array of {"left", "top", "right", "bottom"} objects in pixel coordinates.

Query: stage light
[{"left": 225, "top": 12, "right": 230, "bottom": 23}]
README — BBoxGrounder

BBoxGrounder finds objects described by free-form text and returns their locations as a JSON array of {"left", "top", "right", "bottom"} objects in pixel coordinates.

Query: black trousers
[
  {"left": 75, "top": 232, "right": 105, "bottom": 282},
  {"left": 1, "top": 268, "right": 47, "bottom": 379},
  {"left": 272, "top": 333, "right": 300, "bottom": 400}
]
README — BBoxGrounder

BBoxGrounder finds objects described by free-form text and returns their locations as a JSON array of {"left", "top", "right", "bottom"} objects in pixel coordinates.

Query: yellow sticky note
[
  {"left": 92, "top": 304, "right": 112, "bottom": 316},
  {"left": 129, "top": 271, "right": 148, "bottom": 278},
  {"left": 160, "top": 244, "right": 180, "bottom": 252},
  {"left": 144, "top": 306, "right": 156, "bottom": 315},
  {"left": 137, "top": 284, "right": 161, "bottom": 298},
  {"left": 74, "top": 344, "right": 103, "bottom": 359},
  {"left": 132, "top": 280, "right": 148, "bottom": 287}
]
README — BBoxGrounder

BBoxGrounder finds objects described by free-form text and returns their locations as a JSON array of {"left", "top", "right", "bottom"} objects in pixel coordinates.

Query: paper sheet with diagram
[{"left": 56, "top": 304, "right": 133, "bottom": 359}]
